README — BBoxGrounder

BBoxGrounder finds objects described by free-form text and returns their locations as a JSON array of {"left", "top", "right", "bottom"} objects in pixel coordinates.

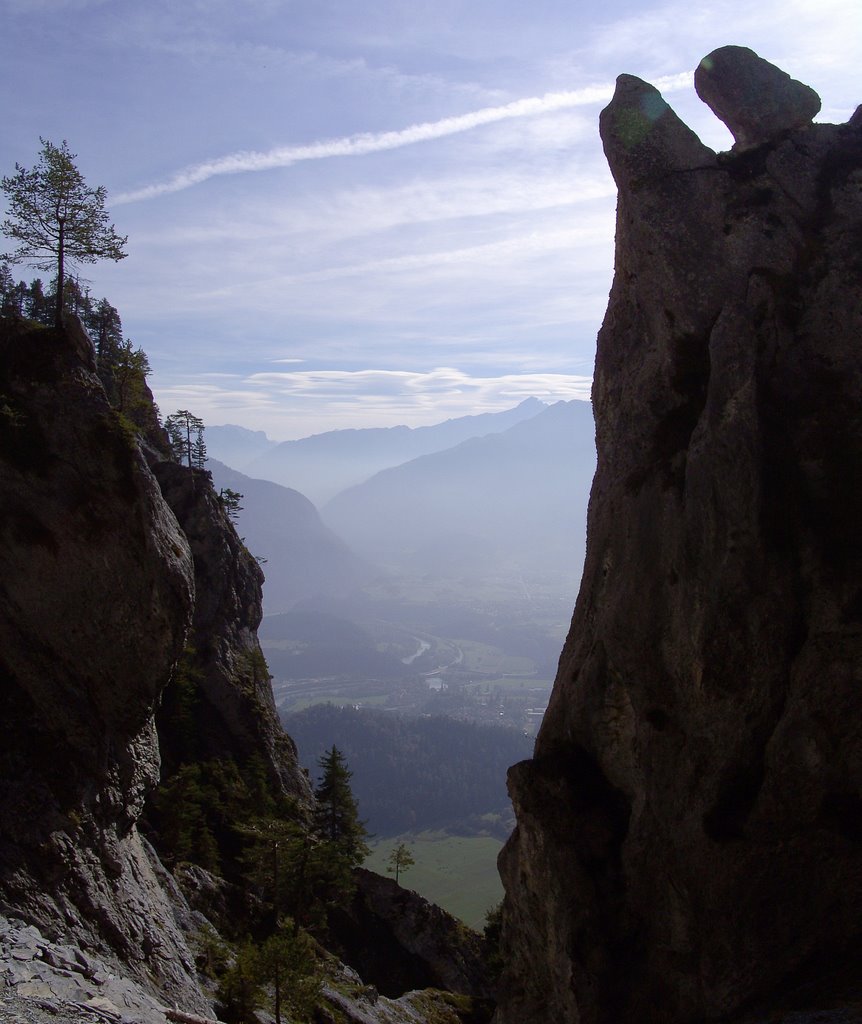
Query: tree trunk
[{"left": 55, "top": 216, "right": 65, "bottom": 328}]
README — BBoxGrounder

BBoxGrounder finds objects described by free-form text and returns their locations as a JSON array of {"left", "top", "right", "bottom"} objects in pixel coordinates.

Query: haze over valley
[
  {"left": 207, "top": 395, "right": 596, "bottom": 733},
  {"left": 206, "top": 395, "right": 595, "bottom": 921}
]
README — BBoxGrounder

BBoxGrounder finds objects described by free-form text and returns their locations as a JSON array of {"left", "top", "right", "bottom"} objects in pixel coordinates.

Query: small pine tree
[
  {"left": 216, "top": 940, "right": 265, "bottom": 1024},
  {"left": 1, "top": 138, "right": 127, "bottom": 328},
  {"left": 314, "top": 746, "right": 369, "bottom": 862},
  {"left": 386, "top": 841, "right": 415, "bottom": 885},
  {"left": 219, "top": 487, "right": 244, "bottom": 523},
  {"left": 25, "top": 278, "right": 50, "bottom": 324},
  {"left": 0, "top": 263, "right": 21, "bottom": 317},
  {"left": 259, "top": 926, "right": 320, "bottom": 1024},
  {"left": 192, "top": 424, "right": 207, "bottom": 469},
  {"left": 483, "top": 900, "right": 505, "bottom": 980},
  {"left": 238, "top": 815, "right": 325, "bottom": 932},
  {"left": 112, "top": 339, "right": 151, "bottom": 417}
]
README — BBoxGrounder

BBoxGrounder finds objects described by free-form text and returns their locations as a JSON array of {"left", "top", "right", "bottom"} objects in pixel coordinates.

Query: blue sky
[{"left": 1, "top": 0, "right": 858, "bottom": 439}]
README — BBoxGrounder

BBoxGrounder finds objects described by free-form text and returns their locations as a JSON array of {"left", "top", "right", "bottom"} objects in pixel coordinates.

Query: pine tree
[
  {"left": 259, "top": 928, "right": 320, "bottom": 1024},
  {"left": 238, "top": 815, "right": 324, "bottom": 932},
  {"left": 112, "top": 339, "right": 151, "bottom": 417},
  {"left": 0, "top": 263, "right": 21, "bottom": 317},
  {"left": 218, "top": 488, "right": 244, "bottom": 524},
  {"left": 165, "top": 409, "right": 205, "bottom": 469},
  {"left": 386, "top": 841, "right": 415, "bottom": 885},
  {"left": 92, "top": 297, "right": 123, "bottom": 361},
  {"left": 216, "top": 940, "right": 265, "bottom": 1024},
  {"left": 1, "top": 139, "right": 127, "bottom": 327},
  {"left": 313, "top": 747, "right": 369, "bottom": 908},
  {"left": 314, "top": 746, "right": 369, "bottom": 860},
  {"left": 192, "top": 423, "right": 208, "bottom": 469},
  {"left": 25, "top": 278, "right": 50, "bottom": 324}
]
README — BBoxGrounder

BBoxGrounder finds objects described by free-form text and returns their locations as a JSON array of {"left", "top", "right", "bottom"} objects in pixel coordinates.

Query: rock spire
[{"left": 496, "top": 46, "right": 862, "bottom": 1024}]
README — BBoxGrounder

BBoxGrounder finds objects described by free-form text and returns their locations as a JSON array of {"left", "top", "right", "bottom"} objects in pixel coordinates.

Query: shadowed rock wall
[
  {"left": 153, "top": 460, "right": 312, "bottom": 806},
  {"left": 0, "top": 316, "right": 312, "bottom": 1013},
  {"left": 497, "top": 47, "right": 862, "bottom": 1024},
  {"left": 0, "top": 320, "right": 206, "bottom": 1010}
]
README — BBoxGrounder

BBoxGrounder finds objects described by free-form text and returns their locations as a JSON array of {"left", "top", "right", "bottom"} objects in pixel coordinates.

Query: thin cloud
[
  {"left": 114, "top": 73, "right": 692, "bottom": 204},
  {"left": 152, "top": 368, "right": 595, "bottom": 439},
  {"left": 246, "top": 366, "right": 593, "bottom": 401}
]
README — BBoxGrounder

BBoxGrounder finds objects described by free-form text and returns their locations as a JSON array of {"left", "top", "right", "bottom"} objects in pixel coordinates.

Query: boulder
[{"left": 695, "top": 45, "right": 821, "bottom": 147}]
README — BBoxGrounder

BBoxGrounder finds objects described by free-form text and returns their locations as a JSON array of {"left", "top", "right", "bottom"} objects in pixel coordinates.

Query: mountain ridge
[
  {"left": 240, "top": 396, "right": 549, "bottom": 504},
  {"left": 206, "top": 458, "right": 374, "bottom": 614},
  {"left": 322, "top": 398, "right": 596, "bottom": 580}
]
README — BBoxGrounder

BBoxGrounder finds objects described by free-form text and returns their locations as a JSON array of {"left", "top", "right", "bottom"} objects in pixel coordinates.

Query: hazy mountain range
[
  {"left": 207, "top": 397, "right": 597, "bottom": 613},
  {"left": 322, "top": 399, "right": 596, "bottom": 578},
  {"left": 204, "top": 425, "right": 277, "bottom": 471},
  {"left": 207, "top": 459, "right": 373, "bottom": 614},
  {"left": 209, "top": 397, "right": 548, "bottom": 506}
]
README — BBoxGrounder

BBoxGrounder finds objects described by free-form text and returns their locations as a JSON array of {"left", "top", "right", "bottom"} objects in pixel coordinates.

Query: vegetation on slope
[{"left": 285, "top": 703, "right": 531, "bottom": 837}]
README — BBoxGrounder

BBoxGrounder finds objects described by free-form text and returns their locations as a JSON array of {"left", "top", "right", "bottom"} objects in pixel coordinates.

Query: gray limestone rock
[
  {"left": 0, "top": 917, "right": 179, "bottom": 1024},
  {"left": 695, "top": 45, "right": 821, "bottom": 147},
  {"left": 496, "top": 50, "right": 862, "bottom": 1024}
]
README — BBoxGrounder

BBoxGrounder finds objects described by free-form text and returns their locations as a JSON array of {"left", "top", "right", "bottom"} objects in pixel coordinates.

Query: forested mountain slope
[{"left": 285, "top": 703, "right": 532, "bottom": 836}]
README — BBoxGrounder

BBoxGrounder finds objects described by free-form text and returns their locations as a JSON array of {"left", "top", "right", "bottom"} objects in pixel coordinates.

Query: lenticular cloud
[{"left": 114, "top": 73, "right": 692, "bottom": 204}]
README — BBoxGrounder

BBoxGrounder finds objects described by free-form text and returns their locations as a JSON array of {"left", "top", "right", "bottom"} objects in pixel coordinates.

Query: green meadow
[{"left": 365, "top": 830, "right": 504, "bottom": 931}]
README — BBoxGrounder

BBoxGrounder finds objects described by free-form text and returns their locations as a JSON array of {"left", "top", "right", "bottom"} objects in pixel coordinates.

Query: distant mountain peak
[{"left": 242, "top": 398, "right": 552, "bottom": 505}]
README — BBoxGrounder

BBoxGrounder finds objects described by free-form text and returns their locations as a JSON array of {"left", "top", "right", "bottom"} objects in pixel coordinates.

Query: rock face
[
  {"left": 497, "top": 48, "right": 862, "bottom": 1024},
  {"left": 0, "top": 316, "right": 312, "bottom": 1015},
  {"left": 329, "top": 868, "right": 494, "bottom": 1003},
  {"left": 152, "top": 461, "right": 311, "bottom": 805},
  {"left": 0, "top": 321, "right": 207, "bottom": 1011}
]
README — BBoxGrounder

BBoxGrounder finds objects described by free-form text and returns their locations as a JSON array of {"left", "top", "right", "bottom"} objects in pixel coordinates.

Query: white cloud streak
[{"left": 114, "top": 73, "right": 692, "bottom": 204}]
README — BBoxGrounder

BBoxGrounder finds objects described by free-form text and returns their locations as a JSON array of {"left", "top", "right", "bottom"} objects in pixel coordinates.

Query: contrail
[{"left": 114, "top": 72, "right": 692, "bottom": 204}]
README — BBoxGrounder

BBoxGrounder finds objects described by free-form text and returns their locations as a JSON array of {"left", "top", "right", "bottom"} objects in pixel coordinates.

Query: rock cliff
[
  {"left": 497, "top": 47, "right": 862, "bottom": 1024},
  {"left": 330, "top": 868, "right": 494, "bottom": 1003},
  {"left": 152, "top": 460, "right": 311, "bottom": 805},
  {"left": 0, "top": 319, "right": 206, "bottom": 1011},
  {"left": 0, "top": 316, "right": 312, "bottom": 1015},
  {"left": 0, "top": 315, "right": 486, "bottom": 1024}
]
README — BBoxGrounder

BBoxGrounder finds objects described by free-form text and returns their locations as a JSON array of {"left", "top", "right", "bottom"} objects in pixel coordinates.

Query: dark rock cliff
[
  {"left": 0, "top": 316, "right": 312, "bottom": 1013},
  {"left": 329, "top": 868, "right": 494, "bottom": 1003},
  {"left": 497, "top": 47, "right": 862, "bottom": 1024},
  {"left": 0, "top": 319, "right": 205, "bottom": 1010},
  {"left": 152, "top": 461, "right": 311, "bottom": 805}
]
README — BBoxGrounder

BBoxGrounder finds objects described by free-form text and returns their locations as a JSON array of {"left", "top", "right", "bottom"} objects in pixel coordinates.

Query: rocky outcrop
[
  {"left": 329, "top": 868, "right": 494, "bottom": 1004},
  {"left": 497, "top": 48, "right": 862, "bottom": 1024},
  {"left": 0, "top": 320, "right": 207, "bottom": 1012},
  {"left": 695, "top": 45, "right": 821, "bottom": 149},
  {"left": 0, "top": 916, "right": 181, "bottom": 1024},
  {"left": 152, "top": 461, "right": 311, "bottom": 805}
]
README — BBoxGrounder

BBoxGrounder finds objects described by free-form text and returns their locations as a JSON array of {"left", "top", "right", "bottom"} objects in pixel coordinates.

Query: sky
[{"left": 1, "top": 0, "right": 858, "bottom": 440}]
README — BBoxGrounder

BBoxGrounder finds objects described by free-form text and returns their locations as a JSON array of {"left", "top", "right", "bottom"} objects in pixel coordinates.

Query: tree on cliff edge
[
  {"left": 1, "top": 139, "right": 127, "bottom": 327},
  {"left": 165, "top": 409, "right": 207, "bottom": 469}
]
